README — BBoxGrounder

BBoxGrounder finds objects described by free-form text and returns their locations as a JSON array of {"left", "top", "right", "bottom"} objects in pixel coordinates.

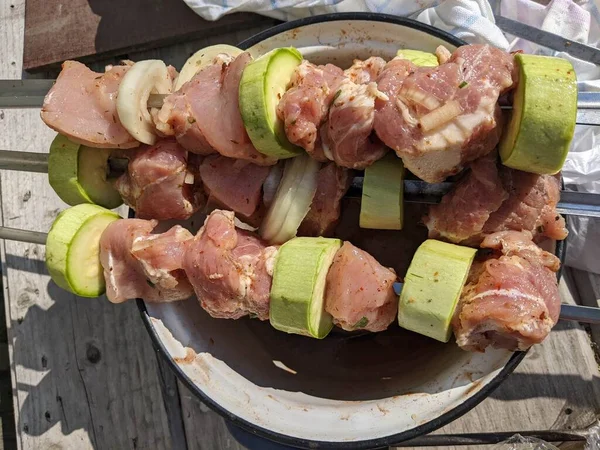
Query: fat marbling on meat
[
  {"left": 100, "top": 219, "right": 194, "bottom": 303},
  {"left": 374, "top": 44, "right": 517, "bottom": 182},
  {"left": 453, "top": 231, "right": 561, "bottom": 352},
  {"left": 156, "top": 53, "right": 276, "bottom": 165},
  {"left": 182, "top": 210, "right": 278, "bottom": 320},
  {"left": 41, "top": 61, "right": 139, "bottom": 149},
  {"left": 343, "top": 57, "right": 387, "bottom": 85},
  {"left": 324, "top": 241, "right": 398, "bottom": 332},
  {"left": 424, "top": 154, "right": 567, "bottom": 246},
  {"left": 114, "top": 139, "right": 205, "bottom": 220}
]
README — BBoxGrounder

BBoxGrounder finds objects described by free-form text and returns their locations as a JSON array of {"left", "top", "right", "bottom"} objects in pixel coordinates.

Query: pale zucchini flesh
[
  {"left": 239, "top": 47, "right": 304, "bottom": 158},
  {"left": 78, "top": 145, "right": 123, "bottom": 209},
  {"left": 499, "top": 54, "right": 577, "bottom": 174},
  {"left": 46, "top": 204, "right": 120, "bottom": 297},
  {"left": 396, "top": 49, "right": 439, "bottom": 67},
  {"left": 398, "top": 240, "right": 476, "bottom": 343},
  {"left": 360, "top": 153, "right": 404, "bottom": 230},
  {"left": 48, "top": 134, "right": 122, "bottom": 209},
  {"left": 48, "top": 134, "right": 93, "bottom": 205},
  {"left": 270, "top": 237, "right": 341, "bottom": 339}
]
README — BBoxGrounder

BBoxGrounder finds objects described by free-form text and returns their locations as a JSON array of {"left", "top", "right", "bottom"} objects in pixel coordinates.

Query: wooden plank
[
  {"left": 567, "top": 267, "right": 600, "bottom": 356},
  {"left": 1, "top": 1, "right": 174, "bottom": 448},
  {"left": 23, "top": 0, "right": 278, "bottom": 71},
  {"left": 178, "top": 382, "right": 245, "bottom": 450}
]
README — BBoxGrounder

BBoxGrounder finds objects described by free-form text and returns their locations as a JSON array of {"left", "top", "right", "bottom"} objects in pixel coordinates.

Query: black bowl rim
[{"left": 135, "top": 12, "right": 565, "bottom": 449}]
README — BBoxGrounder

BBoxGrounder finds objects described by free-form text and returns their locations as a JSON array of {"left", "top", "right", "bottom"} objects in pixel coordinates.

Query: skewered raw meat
[
  {"left": 424, "top": 154, "right": 567, "bottom": 245},
  {"left": 114, "top": 139, "right": 205, "bottom": 220},
  {"left": 100, "top": 219, "right": 194, "bottom": 303},
  {"left": 200, "top": 154, "right": 270, "bottom": 223},
  {"left": 320, "top": 79, "right": 389, "bottom": 169},
  {"left": 374, "top": 44, "right": 517, "bottom": 182},
  {"left": 298, "top": 162, "right": 353, "bottom": 237},
  {"left": 41, "top": 61, "right": 139, "bottom": 149},
  {"left": 343, "top": 56, "right": 387, "bottom": 84},
  {"left": 156, "top": 53, "right": 276, "bottom": 165},
  {"left": 324, "top": 241, "right": 398, "bottom": 332},
  {"left": 277, "top": 61, "right": 346, "bottom": 159},
  {"left": 453, "top": 230, "right": 560, "bottom": 352},
  {"left": 182, "top": 210, "right": 278, "bottom": 320},
  {"left": 480, "top": 169, "right": 567, "bottom": 243}
]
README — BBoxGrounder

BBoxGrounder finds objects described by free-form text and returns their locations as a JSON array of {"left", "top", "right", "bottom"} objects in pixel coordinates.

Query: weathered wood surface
[
  {"left": 23, "top": 0, "right": 277, "bottom": 71},
  {"left": 2, "top": 1, "right": 600, "bottom": 449}
]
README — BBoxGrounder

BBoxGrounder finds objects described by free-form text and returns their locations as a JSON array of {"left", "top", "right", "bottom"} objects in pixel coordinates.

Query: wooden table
[{"left": 1, "top": 1, "right": 600, "bottom": 449}]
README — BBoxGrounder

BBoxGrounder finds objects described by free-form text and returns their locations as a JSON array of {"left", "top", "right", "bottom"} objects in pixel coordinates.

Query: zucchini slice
[
  {"left": 499, "top": 54, "right": 577, "bottom": 174},
  {"left": 239, "top": 47, "right": 304, "bottom": 159},
  {"left": 270, "top": 237, "right": 342, "bottom": 339},
  {"left": 396, "top": 49, "right": 439, "bottom": 67},
  {"left": 46, "top": 204, "right": 120, "bottom": 297},
  {"left": 259, "top": 153, "right": 320, "bottom": 244},
  {"left": 398, "top": 240, "right": 476, "bottom": 343},
  {"left": 359, "top": 153, "right": 404, "bottom": 230},
  {"left": 174, "top": 44, "right": 243, "bottom": 90},
  {"left": 48, "top": 134, "right": 122, "bottom": 209}
]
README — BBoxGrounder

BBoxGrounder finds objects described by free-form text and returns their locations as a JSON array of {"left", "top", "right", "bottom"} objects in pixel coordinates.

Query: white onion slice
[
  {"left": 262, "top": 162, "right": 284, "bottom": 208},
  {"left": 259, "top": 153, "right": 320, "bottom": 245},
  {"left": 174, "top": 45, "right": 242, "bottom": 90},
  {"left": 117, "top": 60, "right": 172, "bottom": 145},
  {"left": 419, "top": 100, "right": 462, "bottom": 132}
]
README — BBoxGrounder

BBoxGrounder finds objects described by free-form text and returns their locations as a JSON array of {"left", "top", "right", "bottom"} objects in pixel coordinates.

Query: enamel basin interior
[{"left": 140, "top": 17, "right": 520, "bottom": 447}]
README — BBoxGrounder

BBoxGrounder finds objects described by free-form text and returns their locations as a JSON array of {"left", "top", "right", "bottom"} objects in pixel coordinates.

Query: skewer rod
[
  {"left": 0, "top": 226, "right": 595, "bottom": 325},
  {"left": 560, "top": 304, "right": 600, "bottom": 324},
  {"left": 0, "top": 149, "right": 598, "bottom": 217},
  {"left": 1, "top": 80, "right": 600, "bottom": 125},
  {"left": 0, "top": 150, "right": 48, "bottom": 173},
  {"left": 0, "top": 226, "right": 47, "bottom": 245}
]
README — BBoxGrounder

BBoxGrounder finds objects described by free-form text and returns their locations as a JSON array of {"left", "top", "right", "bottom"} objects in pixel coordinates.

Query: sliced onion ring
[
  {"left": 259, "top": 154, "right": 320, "bottom": 245},
  {"left": 174, "top": 44, "right": 242, "bottom": 91},
  {"left": 117, "top": 60, "right": 172, "bottom": 145}
]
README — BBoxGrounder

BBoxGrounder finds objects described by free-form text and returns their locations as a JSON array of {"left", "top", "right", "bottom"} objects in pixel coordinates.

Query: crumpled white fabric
[{"left": 183, "top": 0, "right": 600, "bottom": 274}]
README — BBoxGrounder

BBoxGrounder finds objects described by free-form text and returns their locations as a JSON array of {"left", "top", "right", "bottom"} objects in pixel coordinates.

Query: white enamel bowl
[{"left": 135, "top": 13, "right": 562, "bottom": 449}]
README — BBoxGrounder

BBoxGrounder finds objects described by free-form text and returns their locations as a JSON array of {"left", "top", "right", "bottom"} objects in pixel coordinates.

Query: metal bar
[
  {"left": 0, "top": 226, "right": 47, "bottom": 245},
  {"left": 0, "top": 228, "right": 597, "bottom": 325},
  {"left": 396, "top": 429, "right": 589, "bottom": 446},
  {"left": 0, "top": 149, "right": 597, "bottom": 217},
  {"left": 556, "top": 190, "right": 600, "bottom": 218},
  {"left": 495, "top": 15, "right": 600, "bottom": 64},
  {"left": 0, "top": 150, "right": 48, "bottom": 173},
  {"left": 575, "top": 109, "right": 600, "bottom": 126},
  {"left": 560, "top": 304, "right": 600, "bottom": 324},
  {"left": 2, "top": 78, "right": 600, "bottom": 119}
]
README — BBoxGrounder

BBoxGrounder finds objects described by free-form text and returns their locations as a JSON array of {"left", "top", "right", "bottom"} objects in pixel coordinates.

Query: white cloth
[{"left": 183, "top": 0, "right": 600, "bottom": 274}]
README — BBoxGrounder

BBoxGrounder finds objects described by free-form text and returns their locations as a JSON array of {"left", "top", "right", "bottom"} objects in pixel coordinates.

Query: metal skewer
[
  {"left": 0, "top": 224, "right": 596, "bottom": 324},
  {"left": 2, "top": 80, "right": 600, "bottom": 126},
  {"left": 0, "top": 149, "right": 598, "bottom": 217},
  {"left": 494, "top": 15, "right": 600, "bottom": 64}
]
